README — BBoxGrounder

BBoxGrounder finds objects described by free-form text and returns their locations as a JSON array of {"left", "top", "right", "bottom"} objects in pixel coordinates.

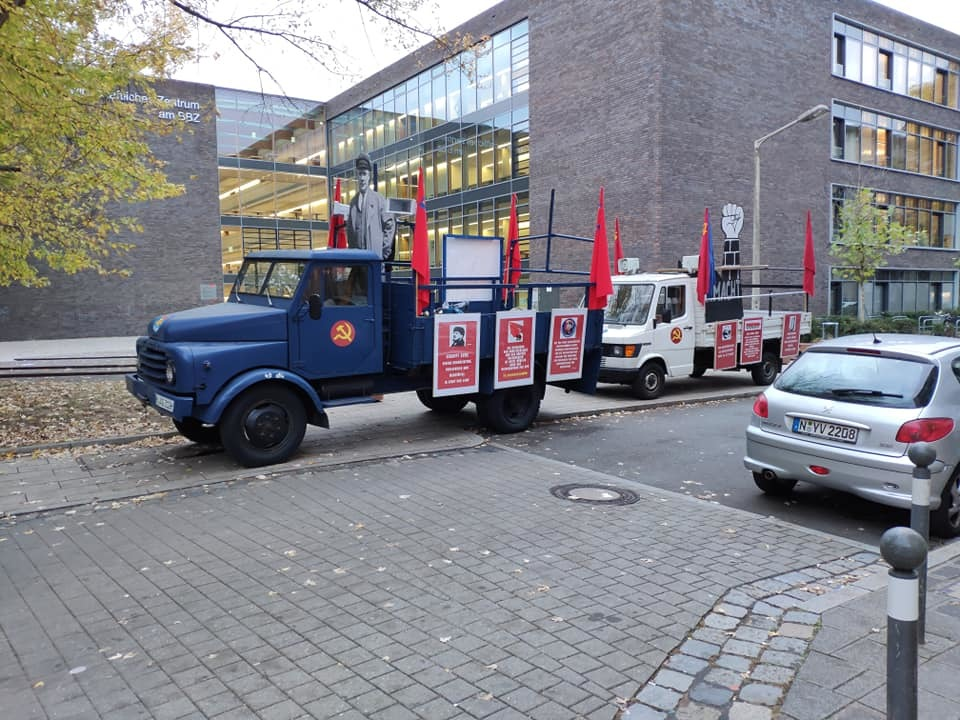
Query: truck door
[
  {"left": 293, "top": 263, "right": 382, "bottom": 378},
  {"left": 652, "top": 282, "right": 695, "bottom": 376}
]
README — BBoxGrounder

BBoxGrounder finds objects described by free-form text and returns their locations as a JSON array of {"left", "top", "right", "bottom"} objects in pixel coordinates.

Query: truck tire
[
  {"left": 220, "top": 384, "right": 307, "bottom": 468},
  {"left": 477, "top": 384, "right": 541, "bottom": 433},
  {"left": 173, "top": 418, "right": 221, "bottom": 445},
  {"left": 416, "top": 389, "right": 469, "bottom": 415},
  {"left": 751, "top": 352, "right": 780, "bottom": 385},
  {"left": 632, "top": 362, "right": 665, "bottom": 399}
]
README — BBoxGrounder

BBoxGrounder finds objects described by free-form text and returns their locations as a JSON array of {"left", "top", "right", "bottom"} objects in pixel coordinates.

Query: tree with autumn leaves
[
  {"left": 830, "top": 187, "right": 920, "bottom": 322},
  {"left": 0, "top": 0, "right": 449, "bottom": 288}
]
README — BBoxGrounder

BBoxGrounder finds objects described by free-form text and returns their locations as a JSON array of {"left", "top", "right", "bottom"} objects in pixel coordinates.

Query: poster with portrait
[
  {"left": 546, "top": 308, "right": 587, "bottom": 381},
  {"left": 432, "top": 313, "right": 481, "bottom": 397},
  {"left": 739, "top": 317, "right": 764, "bottom": 365},
  {"left": 781, "top": 312, "right": 802, "bottom": 359},
  {"left": 494, "top": 311, "right": 536, "bottom": 388},
  {"left": 713, "top": 320, "right": 738, "bottom": 370}
]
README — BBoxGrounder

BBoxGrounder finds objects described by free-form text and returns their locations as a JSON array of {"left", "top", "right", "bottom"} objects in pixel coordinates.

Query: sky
[{"left": 170, "top": 0, "right": 960, "bottom": 100}]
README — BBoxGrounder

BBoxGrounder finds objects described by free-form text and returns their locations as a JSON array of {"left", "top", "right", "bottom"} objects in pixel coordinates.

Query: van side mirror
[
  {"left": 308, "top": 293, "right": 324, "bottom": 320},
  {"left": 661, "top": 307, "right": 672, "bottom": 323}
]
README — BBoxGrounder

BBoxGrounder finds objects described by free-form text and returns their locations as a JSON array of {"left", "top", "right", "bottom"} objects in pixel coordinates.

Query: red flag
[
  {"left": 412, "top": 167, "right": 431, "bottom": 315},
  {"left": 588, "top": 188, "right": 613, "bottom": 310},
  {"left": 697, "top": 208, "right": 715, "bottom": 306},
  {"left": 326, "top": 178, "right": 347, "bottom": 248},
  {"left": 612, "top": 217, "right": 625, "bottom": 274},
  {"left": 501, "top": 194, "right": 521, "bottom": 303},
  {"left": 803, "top": 210, "right": 816, "bottom": 297}
]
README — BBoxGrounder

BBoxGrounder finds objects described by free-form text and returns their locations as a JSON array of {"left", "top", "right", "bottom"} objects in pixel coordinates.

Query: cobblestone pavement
[{"left": 0, "top": 443, "right": 867, "bottom": 720}]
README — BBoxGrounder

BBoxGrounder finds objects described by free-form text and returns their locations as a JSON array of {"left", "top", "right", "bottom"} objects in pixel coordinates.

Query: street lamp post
[{"left": 751, "top": 103, "right": 829, "bottom": 309}]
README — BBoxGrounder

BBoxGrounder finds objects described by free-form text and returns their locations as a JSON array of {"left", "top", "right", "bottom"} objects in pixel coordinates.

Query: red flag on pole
[
  {"left": 803, "top": 210, "right": 816, "bottom": 297},
  {"left": 696, "top": 208, "right": 715, "bottom": 306},
  {"left": 412, "top": 167, "right": 431, "bottom": 315},
  {"left": 612, "top": 217, "right": 625, "bottom": 275},
  {"left": 588, "top": 188, "right": 613, "bottom": 310},
  {"left": 501, "top": 194, "right": 521, "bottom": 303},
  {"left": 326, "top": 178, "right": 347, "bottom": 248}
]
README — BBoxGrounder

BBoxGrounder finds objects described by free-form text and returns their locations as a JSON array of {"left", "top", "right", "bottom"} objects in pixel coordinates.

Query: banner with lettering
[
  {"left": 781, "top": 313, "right": 802, "bottom": 359},
  {"left": 740, "top": 317, "right": 764, "bottom": 365},
  {"left": 433, "top": 313, "right": 481, "bottom": 397},
  {"left": 546, "top": 309, "right": 588, "bottom": 381},
  {"left": 714, "top": 320, "right": 738, "bottom": 370},
  {"left": 494, "top": 311, "right": 536, "bottom": 388}
]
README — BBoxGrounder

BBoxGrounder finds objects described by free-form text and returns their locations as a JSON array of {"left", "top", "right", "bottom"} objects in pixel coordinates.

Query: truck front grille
[{"left": 137, "top": 339, "right": 168, "bottom": 383}]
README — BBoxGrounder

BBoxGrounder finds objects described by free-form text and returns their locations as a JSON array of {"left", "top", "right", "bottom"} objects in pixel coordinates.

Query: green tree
[
  {"left": 0, "top": 0, "right": 450, "bottom": 288},
  {"left": 830, "top": 187, "right": 918, "bottom": 321}
]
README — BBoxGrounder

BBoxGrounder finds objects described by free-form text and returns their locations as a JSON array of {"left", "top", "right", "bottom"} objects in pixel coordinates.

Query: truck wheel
[
  {"left": 632, "top": 363, "right": 665, "bottom": 399},
  {"left": 220, "top": 385, "right": 307, "bottom": 468},
  {"left": 478, "top": 384, "right": 542, "bottom": 433},
  {"left": 751, "top": 352, "right": 780, "bottom": 385},
  {"left": 173, "top": 418, "right": 221, "bottom": 445},
  {"left": 416, "top": 389, "right": 468, "bottom": 415}
]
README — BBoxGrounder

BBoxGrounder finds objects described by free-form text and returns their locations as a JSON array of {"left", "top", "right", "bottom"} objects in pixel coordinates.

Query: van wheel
[
  {"left": 220, "top": 385, "right": 306, "bottom": 468},
  {"left": 751, "top": 352, "right": 780, "bottom": 385},
  {"left": 478, "top": 384, "right": 542, "bottom": 433},
  {"left": 173, "top": 418, "right": 221, "bottom": 445},
  {"left": 632, "top": 363, "right": 665, "bottom": 399},
  {"left": 931, "top": 470, "right": 960, "bottom": 538},
  {"left": 753, "top": 471, "right": 797, "bottom": 496},
  {"left": 416, "top": 389, "right": 468, "bottom": 415}
]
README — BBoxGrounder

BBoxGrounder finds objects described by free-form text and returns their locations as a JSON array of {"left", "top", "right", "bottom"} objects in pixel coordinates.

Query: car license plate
[
  {"left": 792, "top": 417, "right": 859, "bottom": 444},
  {"left": 155, "top": 393, "right": 175, "bottom": 413}
]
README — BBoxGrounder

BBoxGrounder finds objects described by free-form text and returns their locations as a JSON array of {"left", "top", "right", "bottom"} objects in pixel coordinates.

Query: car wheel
[
  {"left": 753, "top": 471, "right": 797, "bottom": 496},
  {"left": 173, "top": 417, "right": 221, "bottom": 445},
  {"left": 632, "top": 363, "right": 665, "bottom": 399},
  {"left": 220, "top": 384, "right": 306, "bottom": 468},
  {"left": 931, "top": 470, "right": 960, "bottom": 539},
  {"left": 751, "top": 352, "right": 780, "bottom": 385}
]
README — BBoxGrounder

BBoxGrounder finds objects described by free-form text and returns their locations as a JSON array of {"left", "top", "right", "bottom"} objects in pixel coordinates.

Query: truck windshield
[
  {"left": 604, "top": 283, "right": 655, "bottom": 325},
  {"left": 234, "top": 260, "right": 308, "bottom": 300}
]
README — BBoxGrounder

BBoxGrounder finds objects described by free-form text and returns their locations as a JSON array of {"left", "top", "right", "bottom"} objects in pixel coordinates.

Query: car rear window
[{"left": 776, "top": 350, "right": 938, "bottom": 408}]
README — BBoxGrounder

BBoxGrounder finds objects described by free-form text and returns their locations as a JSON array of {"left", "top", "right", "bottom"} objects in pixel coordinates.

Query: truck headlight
[
  {"left": 609, "top": 345, "right": 637, "bottom": 358},
  {"left": 165, "top": 360, "right": 176, "bottom": 384}
]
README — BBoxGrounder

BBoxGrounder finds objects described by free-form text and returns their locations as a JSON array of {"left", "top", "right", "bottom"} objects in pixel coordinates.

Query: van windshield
[{"left": 605, "top": 283, "right": 655, "bottom": 325}]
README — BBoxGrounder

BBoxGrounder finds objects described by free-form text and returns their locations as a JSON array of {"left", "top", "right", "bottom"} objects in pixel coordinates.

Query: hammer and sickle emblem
[
  {"left": 670, "top": 327, "right": 683, "bottom": 344},
  {"left": 330, "top": 320, "right": 356, "bottom": 347}
]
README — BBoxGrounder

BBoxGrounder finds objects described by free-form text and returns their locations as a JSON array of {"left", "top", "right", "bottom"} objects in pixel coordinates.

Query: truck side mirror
[{"left": 308, "top": 293, "right": 324, "bottom": 320}]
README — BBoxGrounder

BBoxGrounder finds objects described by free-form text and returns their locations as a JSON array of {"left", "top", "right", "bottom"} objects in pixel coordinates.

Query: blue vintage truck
[{"left": 126, "top": 238, "right": 603, "bottom": 467}]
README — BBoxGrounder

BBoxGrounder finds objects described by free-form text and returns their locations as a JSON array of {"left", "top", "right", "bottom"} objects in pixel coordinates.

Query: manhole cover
[{"left": 549, "top": 483, "right": 639, "bottom": 505}]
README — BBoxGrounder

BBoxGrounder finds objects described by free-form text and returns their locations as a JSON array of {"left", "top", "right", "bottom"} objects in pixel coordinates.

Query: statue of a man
[{"left": 346, "top": 153, "right": 395, "bottom": 260}]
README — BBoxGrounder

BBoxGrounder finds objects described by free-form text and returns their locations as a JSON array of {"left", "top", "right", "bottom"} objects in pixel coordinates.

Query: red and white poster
[
  {"left": 432, "top": 313, "right": 481, "bottom": 397},
  {"left": 781, "top": 312, "right": 802, "bottom": 359},
  {"left": 714, "top": 320, "right": 738, "bottom": 370},
  {"left": 494, "top": 311, "right": 535, "bottom": 388},
  {"left": 740, "top": 317, "right": 764, "bottom": 365},
  {"left": 546, "top": 308, "right": 587, "bottom": 381}
]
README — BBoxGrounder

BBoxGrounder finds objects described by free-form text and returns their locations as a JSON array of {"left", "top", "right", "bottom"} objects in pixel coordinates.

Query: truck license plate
[
  {"left": 155, "top": 393, "right": 175, "bottom": 413},
  {"left": 792, "top": 417, "right": 859, "bottom": 444}
]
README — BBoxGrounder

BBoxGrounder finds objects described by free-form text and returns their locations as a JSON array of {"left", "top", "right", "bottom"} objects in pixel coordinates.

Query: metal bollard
[
  {"left": 908, "top": 442, "right": 935, "bottom": 645},
  {"left": 880, "top": 526, "right": 927, "bottom": 720}
]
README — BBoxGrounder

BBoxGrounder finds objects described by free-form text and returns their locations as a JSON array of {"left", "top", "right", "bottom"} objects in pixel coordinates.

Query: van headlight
[
  {"left": 165, "top": 360, "right": 176, "bottom": 384},
  {"left": 609, "top": 345, "right": 637, "bottom": 358}
]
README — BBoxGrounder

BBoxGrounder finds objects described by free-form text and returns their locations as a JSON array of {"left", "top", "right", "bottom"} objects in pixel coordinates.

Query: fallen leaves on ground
[{"left": 0, "top": 377, "right": 177, "bottom": 454}]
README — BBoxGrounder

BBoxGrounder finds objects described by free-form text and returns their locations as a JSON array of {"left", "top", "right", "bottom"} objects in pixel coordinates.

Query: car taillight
[
  {"left": 752, "top": 394, "right": 768, "bottom": 419},
  {"left": 895, "top": 418, "right": 954, "bottom": 443}
]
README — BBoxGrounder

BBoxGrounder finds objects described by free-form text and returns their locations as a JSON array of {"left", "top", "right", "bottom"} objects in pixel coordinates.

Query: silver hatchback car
[{"left": 744, "top": 333, "right": 960, "bottom": 537}]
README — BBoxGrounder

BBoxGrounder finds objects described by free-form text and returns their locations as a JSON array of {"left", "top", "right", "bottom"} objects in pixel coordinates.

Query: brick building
[{"left": 2, "top": 0, "right": 957, "bottom": 339}]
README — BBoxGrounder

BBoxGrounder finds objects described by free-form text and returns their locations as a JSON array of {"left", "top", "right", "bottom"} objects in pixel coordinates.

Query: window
[
  {"left": 833, "top": 18, "right": 960, "bottom": 110},
  {"left": 830, "top": 267, "right": 956, "bottom": 317},
  {"left": 832, "top": 185, "right": 958, "bottom": 249},
  {"left": 832, "top": 102, "right": 959, "bottom": 179}
]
